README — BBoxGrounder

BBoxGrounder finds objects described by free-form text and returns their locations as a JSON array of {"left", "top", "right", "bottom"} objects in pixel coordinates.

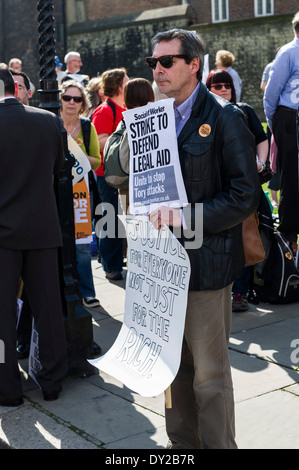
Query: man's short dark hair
[
  {"left": 151, "top": 29, "right": 205, "bottom": 81},
  {"left": 124, "top": 78, "right": 155, "bottom": 109},
  {"left": 10, "top": 69, "right": 30, "bottom": 91},
  {"left": 0, "top": 64, "right": 15, "bottom": 95}
]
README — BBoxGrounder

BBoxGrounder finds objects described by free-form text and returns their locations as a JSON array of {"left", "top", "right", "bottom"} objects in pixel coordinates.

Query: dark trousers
[
  {"left": 17, "top": 288, "right": 32, "bottom": 344},
  {"left": 96, "top": 176, "right": 123, "bottom": 273},
  {"left": 232, "top": 266, "right": 251, "bottom": 294},
  {"left": 272, "top": 107, "right": 299, "bottom": 242},
  {"left": 0, "top": 247, "right": 68, "bottom": 401}
]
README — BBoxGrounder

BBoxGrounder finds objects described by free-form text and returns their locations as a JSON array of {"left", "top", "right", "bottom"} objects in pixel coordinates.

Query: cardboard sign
[
  {"left": 28, "top": 320, "right": 42, "bottom": 388},
  {"left": 73, "top": 176, "right": 92, "bottom": 244},
  {"left": 68, "top": 136, "right": 91, "bottom": 185},
  {"left": 123, "top": 99, "right": 188, "bottom": 215},
  {"left": 89, "top": 216, "right": 190, "bottom": 397}
]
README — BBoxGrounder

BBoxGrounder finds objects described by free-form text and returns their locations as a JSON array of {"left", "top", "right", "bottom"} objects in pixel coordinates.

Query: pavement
[{"left": 1, "top": 257, "right": 299, "bottom": 450}]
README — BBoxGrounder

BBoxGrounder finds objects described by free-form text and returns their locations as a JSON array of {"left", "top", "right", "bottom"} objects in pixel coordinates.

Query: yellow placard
[{"left": 73, "top": 177, "right": 92, "bottom": 241}]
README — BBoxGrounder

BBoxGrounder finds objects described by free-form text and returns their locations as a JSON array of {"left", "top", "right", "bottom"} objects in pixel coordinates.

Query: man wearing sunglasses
[{"left": 147, "top": 29, "right": 260, "bottom": 449}]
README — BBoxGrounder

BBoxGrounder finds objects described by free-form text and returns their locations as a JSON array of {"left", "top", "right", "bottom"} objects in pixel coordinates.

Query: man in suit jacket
[{"left": 0, "top": 65, "right": 68, "bottom": 406}]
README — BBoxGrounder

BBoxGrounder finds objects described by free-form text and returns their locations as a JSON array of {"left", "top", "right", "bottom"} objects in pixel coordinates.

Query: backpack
[
  {"left": 103, "top": 119, "right": 129, "bottom": 189},
  {"left": 257, "top": 231, "right": 299, "bottom": 304},
  {"left": 90, "top": 99, "right": 116, "bottom": 124},
  {"left": 80, "top": 117, "right": 91, "bottom": 154},
  {"left": 105, "top": 100, "right": 116, "bottom": 126}
]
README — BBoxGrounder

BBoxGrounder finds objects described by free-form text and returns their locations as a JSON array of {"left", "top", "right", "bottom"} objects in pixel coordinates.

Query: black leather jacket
[{"left": 178, "top": 84, "right": 260, "bottom": 291}]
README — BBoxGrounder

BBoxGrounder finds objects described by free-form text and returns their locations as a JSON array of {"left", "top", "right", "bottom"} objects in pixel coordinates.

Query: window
[
  {"left": 254, "top": 0, "right": 274, "bottom": 17},
  {"left": 212, "top": 0, "right": 229, "bottom": 23}
]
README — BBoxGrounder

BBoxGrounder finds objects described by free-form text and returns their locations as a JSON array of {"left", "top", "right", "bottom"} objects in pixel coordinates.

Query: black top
[
  {"left": 237, "top": 102, "right": 267, "bottom": 146},
  {"left": 0, "top": 99, "right": 64, "bottom": 250}
]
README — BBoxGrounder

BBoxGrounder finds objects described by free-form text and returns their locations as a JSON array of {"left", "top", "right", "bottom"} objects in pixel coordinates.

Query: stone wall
[
  {"left": 67, "top": 5, "right": 196, "bottom": 81},
  {"left": 0, "top": 1, "right": 296, "bottom": 121},
  {"left": 73, "top": 0, "right": 298, "bottom": 25},
  {"left": 84, "top": 0, "right": 177, "bottom": 22},
  {"left": 196, "top": 13, "right": 294, "bottom": 120},
  {"left": 68, "top": 10, "right": 295, "bottom": 121}
]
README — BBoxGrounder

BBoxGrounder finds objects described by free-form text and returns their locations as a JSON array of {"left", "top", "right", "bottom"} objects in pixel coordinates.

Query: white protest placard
[
  {"left": 89, "top": 216, "right": 190, "bottom": 397},
  {"left": 123, "top": 98, "right": 188, "bottom": 215},
  {"left": 68, "top": 136, "right": 91, "bottom": 185},
  {"left": 16, "top": 298, "right": 23, "bottom": 329},
  {"left": 202, "top": 53, "right": 209, "bottom": 84},
  {"left": 73, "top": 174, "right": 93, "bottom": 244},
  {"left": 28, "top": 319, "right": 42, "bottom": 388},
  {"left": 58, "top": 72, "right": 89, "bottom": 85}
]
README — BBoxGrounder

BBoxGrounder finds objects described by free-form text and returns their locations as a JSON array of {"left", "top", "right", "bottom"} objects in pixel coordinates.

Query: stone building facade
[
  {"left": 68, "top": 0, "right": 298, "bottom": 24},
  {"left": 0, "top": 1, "right": 297, "bottom": 119},
  {"left": 65, "top": 1, "right": 297, "bottom": 119}
]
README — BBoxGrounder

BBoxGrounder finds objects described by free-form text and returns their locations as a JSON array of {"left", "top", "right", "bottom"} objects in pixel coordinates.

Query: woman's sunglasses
[
  {"left": 145, "top": 55, "right": 188, "bottom": 70},
  {"left": 210, "top": 83, "right": 231, "bottom": 91},
  {"left": 62, "top": 95, "right": 83, "bottom": 103}
]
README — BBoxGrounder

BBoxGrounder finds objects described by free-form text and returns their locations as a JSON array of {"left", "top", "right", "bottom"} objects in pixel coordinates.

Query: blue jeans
[
  {"left": 232, "top": 267, "right": 250, "bottom": 294},
  {"left": 76, "top": 243, "right": 95, "bottom": 298},
  {"left": 96, "top": 176, "right": 123, "bottom": 273}
]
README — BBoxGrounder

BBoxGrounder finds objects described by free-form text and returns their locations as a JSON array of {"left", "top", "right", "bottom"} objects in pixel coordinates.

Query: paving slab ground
[{"left": 1, "top": 260, "right": 299, "bottom": 450}]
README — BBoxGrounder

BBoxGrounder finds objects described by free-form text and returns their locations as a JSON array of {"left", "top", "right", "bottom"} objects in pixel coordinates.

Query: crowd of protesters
[{"left": 0, "top": 11, "right": 298, "bottom": 449}]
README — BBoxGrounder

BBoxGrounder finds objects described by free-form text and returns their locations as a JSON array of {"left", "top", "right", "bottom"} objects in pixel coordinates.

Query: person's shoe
[
  {"left": 83, "top": 297, "right": 101, "bottom": 308},
  {"left": 43, "top": 385, "right": 62, "bottom": 401},
  {"left": 17, "top": 343, "right": 30, "bottom": 359},
  {"left": 105, "top": 271, "right": 123, "bottom": 281},
  {"left": 232, "top": 293, "right": 249, "bottom": 312},
  {"left": 0, "top": 397, "right": 24, "bottom": 407}
]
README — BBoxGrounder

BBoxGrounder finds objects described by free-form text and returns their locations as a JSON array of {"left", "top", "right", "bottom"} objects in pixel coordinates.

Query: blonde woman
[
  {"left": 60, "top": 80, "right": 101, "bottom": 308},
  {"left": 84, "top": 75, "right": 106, "bottom": 118},
  {"left": 215, "top": 49, "right": 242, "bottom": 101}
]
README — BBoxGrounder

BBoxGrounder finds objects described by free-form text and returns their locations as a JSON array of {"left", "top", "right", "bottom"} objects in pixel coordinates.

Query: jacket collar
[
  {"left": 177, "top": 83, "right": 230, "bottom": 153},
  {"left": 177, "top": 82, "right": 209, "bottom": 147},
  {"left": 0, "top": 97, "right": 23, "bottom": 106}
]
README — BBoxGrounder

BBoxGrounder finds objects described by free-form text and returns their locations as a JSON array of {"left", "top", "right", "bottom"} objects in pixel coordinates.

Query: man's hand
[{"left": 148, "top": 206, "right": 182, "bottom": 230}]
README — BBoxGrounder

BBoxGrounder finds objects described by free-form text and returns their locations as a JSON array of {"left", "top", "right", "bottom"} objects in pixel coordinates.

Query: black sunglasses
[
  {"left": 62, "top": 95, "right": 83, "bottom": 103},
  {"left": 145, "top": 55, "right": 188, "bottom": 70},
  {"left": 210, "top": 83, "right": 231, "bottom": 90}
]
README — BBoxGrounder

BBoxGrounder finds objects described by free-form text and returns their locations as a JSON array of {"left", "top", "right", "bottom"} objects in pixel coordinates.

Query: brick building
[
  {"left": 68, "top": 0, "right": 298, "bottom": 23},
  {"left": 0, "top": 0, "right": 298, "bottom": 118},
  {"left": 65, "top": 0, "right": 297, "bottom": 119}
]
